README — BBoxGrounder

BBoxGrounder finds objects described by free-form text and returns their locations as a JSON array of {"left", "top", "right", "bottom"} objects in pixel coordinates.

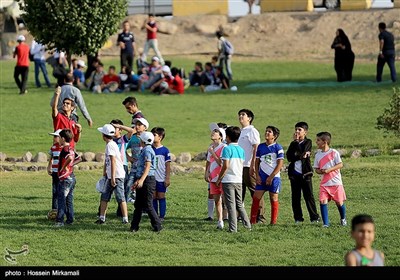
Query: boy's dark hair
[
  {"left": 109, "top": 65, "right": 116, "bottom": 71},
  {"left": 225, "top": 126, "right": 241, "bottom": 142},
  {"left": 110, "top": 119, "right": 123, "bottom": 126},
  {"left": 211, "top": 55, "right": 218, "bottom": 62},
  {"left": 205, "top": 62, "right": 213, "bottom": 69},
  {"left": 216, "top": 31, "right": 223, "bottom": 38},
  {"left": 164, "top": 60, "right": 172, "bottom": 68},
  {"left": 171, "top": 67, "right": 179, "bottom": 77},
  {"left": 123, "top": 20, "right": 129, "bottom": 25},
  {"left": 148, "top": 13, "right": 155, "bottom": 17},
  {"left": 195, "top": 61, "right": 203, "bottom": 71},
  {"left": 215, "top": 66, "right": 223, "bottom": 72},
  {"left": 122, "top": 96, "right": 138, "bottom": 106},
  {"left": 378, "top": 22, "right": 386, "bottom": 30},
  {"left": 295, "top": 121, "right": 309, "bottom": 131},
  {"left": 238, "top": 109, "right": 255, "bottom": 124},
  {"left": 64, "top": 73, "right": 74, "bottom": 83},
  {"left": 351, "top": 214, "right": 374, "bottom": 231},
  {"left": 151, "top": 127, "right": 166, "bottom": 140},
  {"left": 98, "top": 62, "right": 104, "bottom": 67},
  {"left": 59, "top": 129, "right": 73, "bottom": 143},
  {"left": 316, "top": 131, "right": 331, "bottom": 145},
  {"left": 217, "top": 122, "right": 228, "bottom": 129},
  {"left": 266, "top": 126, "right": 280, "bottom": 140}
]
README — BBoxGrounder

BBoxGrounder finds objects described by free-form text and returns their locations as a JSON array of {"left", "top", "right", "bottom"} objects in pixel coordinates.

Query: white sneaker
[
  {"left": 341, "top": 219, "right": 347, "bottom": 226},
  {"left": 217, "top": 221, "right": 224, "bottom": 230}
]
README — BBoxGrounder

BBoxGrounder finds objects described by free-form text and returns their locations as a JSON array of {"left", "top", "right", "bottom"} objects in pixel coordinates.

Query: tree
[
  {"left": 17, "top": 0, "right": 127, "bottom": 62},
  {"left": 376, "top": 87, "right": 400, "bottom": 137}
]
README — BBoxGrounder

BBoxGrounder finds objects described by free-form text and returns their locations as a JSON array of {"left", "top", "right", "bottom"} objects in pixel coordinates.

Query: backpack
[{"left": 223, "top": 39, "right": 234, "bottom": 55}]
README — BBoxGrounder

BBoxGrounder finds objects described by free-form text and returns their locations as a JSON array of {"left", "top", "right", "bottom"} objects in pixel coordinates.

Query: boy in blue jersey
[
  {"left": 250, "top": 126, "right": 284, "bottom": 225},
  {"left": 130, "top": 132, "right": 162, "bottom": 233},
  {"left": 216, "top": 126, "right": 251, "bottom": 233},
  {"left": 151, "top": 127, "right": 171, "bottom": 222}
]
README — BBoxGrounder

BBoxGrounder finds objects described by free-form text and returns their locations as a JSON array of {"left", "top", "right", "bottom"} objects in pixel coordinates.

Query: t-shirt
[
  {"left": 207, "top": 143, "right": 226, "bottom": 182},
  {"left": 105, "top": 140, "right": 125, "bottom": 179},
  {"left": 379, "top": 30, "right": 395, "bottom": 52},
  {"left": 221, "top": 143, "right": 245, "bottom": 183},
  {"left": 256, "top": 142, "right": 284, "bottom": 177},
  {"left": 117, "top": 31, "right": 135, "bottom": 54},
  {"left": 49, "top": 143, "right": 62, "bottom": 173},
  {"left": 153, "top": 145, "right": 171, "bottom": 182},
  {"left": 102, "top": 74, "right": 119, "bottom": 85},
  {"left": 58, "top": 145, "right": 75, "bottom": 181},
  {"left": 313, "top": 148, "right": 343, "bottom": 186},
  {"left": 127, "top": 134, "right": 142, "bottom": 173},
  {"left": 52, "top": 113, "right": 79, "bottom": 149},
  {"left": 146, "top": 21, "right": 157, "bottom": 40},
  {"left": 73, "top": 68, "right": 85, "bottom": 84},
  {"left": 113, "top": 135, "right": 130, "bottom": 166},
  {"left": 135, "top": 145, "right": 156, "bottom": 178},
  {"left": 166, "top": 75, "right": 185, "bottom": 94},
  {"left": 238, "top": 125, "right": 260, "bottom": 167},
  {"left": 15, "top": 43, "right": 30, "bottom": 67}
]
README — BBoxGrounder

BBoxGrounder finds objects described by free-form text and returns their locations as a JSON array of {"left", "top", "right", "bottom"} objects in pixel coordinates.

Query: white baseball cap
[
  {"left": 152, "top": 56, "right": 160, "bottom": 62},
  {"left": 140, "top": 131, "right": 154, "bottom": 145},
  {"left": 48, "top": 129, "right": 62, "bottom": 137},
  {"left": 209, "top": 123, "right": 226, "bottom": 141},
  {"left": 97, "top": 124, "right": 115, "bottom": 136},
  {"left": 132, "top": 118, "right": 149, "bottom": 129},
  {"left": 162, "top": 65, "right": 171, "bottom": 73},
  {"left": 77, "top": 60, "right": 86, "bottom": 68},
  {"left": 17, "top": 35, "right": 26, "bottom": 42}
]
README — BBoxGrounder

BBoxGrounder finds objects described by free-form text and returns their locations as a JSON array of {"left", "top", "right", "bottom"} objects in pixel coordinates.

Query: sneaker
[
  {"left": 217, "top": 221, "right": 224, "bottom": 230},
  {"left": 311, "top": 219, "right": 320, "bottom": 224},
  {"left": 159, "top": 217, "right": 165, "bottom": 223},
  {"left": 203, "top": 217, "right": 213, "bottom": 221},
  {"left": 341, "top": 219, "right": 347, "bottom": 226},
  {"left": 54, "top": 222, "right": 64, "bottom": 227},
  {"left": 122, "top": 220, "right": 129, "bottom": 224},
  {"left": 295, "top": 220, "right": 303, "bottom": 225},
  {"left": 95, "top": 219, "right": 105, "bottom": 224},
  {"left": 323, "top": 224, "right": 329, "bottom": 228}
]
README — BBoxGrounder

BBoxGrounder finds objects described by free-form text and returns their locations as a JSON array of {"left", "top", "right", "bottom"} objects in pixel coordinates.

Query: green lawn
[{"left": 0, "top": 57, "right": 399, "bottom": 268}]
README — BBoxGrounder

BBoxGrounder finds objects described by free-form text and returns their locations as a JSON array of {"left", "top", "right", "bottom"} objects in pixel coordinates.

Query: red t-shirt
[
  {"left": 15, "top": 43, "right": 30, "bottom": 67},
  {"left": 166, "top": 75, "right": 184, "bottom": 94},
  {"left": 53, "top": 113, "right": 79, "bottom": 149},
  {"left": 146, "top": 21, "right": 157, "bottom": 40},
  {"left": 58, "top": 145, "right": 75, "bottom": 180},
  {"left": 102, "top": 74, "right": 119, "bottom": 85}
]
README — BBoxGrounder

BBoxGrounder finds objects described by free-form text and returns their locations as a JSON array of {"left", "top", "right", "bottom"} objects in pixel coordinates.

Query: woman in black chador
[{"left": 331, "top": 29, "right": 355, "bottom": 82}]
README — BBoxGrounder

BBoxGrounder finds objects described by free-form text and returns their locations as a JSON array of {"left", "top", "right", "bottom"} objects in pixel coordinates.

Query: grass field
[{"left": 0, "top": 56, "right": 399, "bottom": 268}]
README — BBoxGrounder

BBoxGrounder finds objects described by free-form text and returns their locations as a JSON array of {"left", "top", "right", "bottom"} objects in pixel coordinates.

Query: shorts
[
  {"left": 156, "top": 181, "right": 167, "bottom": 193},
  {"left": 101, "top": 178, "right": 126, "bottom": 203},
  {"left": 319, "top": 184, "right": 346, "bottom": 204},
  {"left": 209, "top": 181, "right": 223, "bottom": 195},
  {"left": 255, "top": 171, "right": 281, "bottom": 194}
]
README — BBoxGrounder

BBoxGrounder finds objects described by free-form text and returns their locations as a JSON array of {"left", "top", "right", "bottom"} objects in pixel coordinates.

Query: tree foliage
[
  {"left": 17, "top": 0, "right": 127, "bottom": 57},
  {"left": 376, "top": 87, "right": 400, "bottom": 137}
]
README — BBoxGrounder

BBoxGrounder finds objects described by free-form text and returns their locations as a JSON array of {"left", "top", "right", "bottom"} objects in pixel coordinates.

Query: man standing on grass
[
  {"left": 13, "top": 35, "right": 30, "bottom": 95},
  {"left": 376, "top": 22, "right": 397, "bottom": 83}
]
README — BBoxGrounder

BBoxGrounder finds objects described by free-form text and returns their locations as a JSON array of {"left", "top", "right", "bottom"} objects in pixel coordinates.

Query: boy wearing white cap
[
  {"left": 96, "top": 124, "right": 128, "bottom": 225},
  {"left": 130, "top": 131, "right": 162, "bottom": 233},
  {"left": 13, "top": 35, "right": 30, "bottom": 94},
  {"left": 205, "top": 123, "right": 227, "bottom": 229}
]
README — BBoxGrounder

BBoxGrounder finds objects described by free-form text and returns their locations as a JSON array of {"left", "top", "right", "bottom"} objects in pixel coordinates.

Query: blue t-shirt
[
  {"left": 135, "top": 145, "right": 155, "bottom": 178},
  {"left": 127, "top": 134, "right": 141, "bottom": 173},
  {"left": 73, "top": 68, "right": 85, "bottom": 84},
  {"left": 256, "top": 142, "right": 284, "bottom": 177},
  {"left": 221, "top": 143, "right": 245, "bottom": 183}
]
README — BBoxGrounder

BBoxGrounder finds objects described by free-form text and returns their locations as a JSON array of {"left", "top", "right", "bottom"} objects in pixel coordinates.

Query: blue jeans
[
  {"left": 34, "top": 59, "right": 51, "bottom": 87},
  {"left": 376, "top": 50, "right": 397, "bottom": 82},
  {"left": 51, "top": 172, "right": 59, "bottom": 210},
  {"left": 56, "top": 176, "right": 76, "bottom": 224}
]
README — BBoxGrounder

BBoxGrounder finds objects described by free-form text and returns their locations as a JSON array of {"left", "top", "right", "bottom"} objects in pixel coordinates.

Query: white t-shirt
[
  {"left": 238, "top": 125, "right": 260, "bottom": 167},
  {"left": 105, "top": 141, "right": 125, "bottom": 179}
]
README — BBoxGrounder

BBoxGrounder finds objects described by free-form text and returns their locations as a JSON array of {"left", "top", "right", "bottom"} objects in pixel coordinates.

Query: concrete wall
[
  {"left": 173, "top": 0, "right": 228, "bottom": 16},
  {"left": 260, "top": 0, "right": 314, "bottom": 12}
]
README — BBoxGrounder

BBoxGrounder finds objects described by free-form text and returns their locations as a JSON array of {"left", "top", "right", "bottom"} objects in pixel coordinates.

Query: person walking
[
  {"left": 13, "top": 35, "right": 30, "bottom": 95},
  {"left": 141, "top": 14, "right": 164, "bottom": 65},
  {"left": 216, "top": 31, "right": 233, "bottom": 80},
  {"left": 376, "top": 22, "right": 397, "bottom": 83},
  {"left": 30, "top": 39, "right": 52, "bottom": 88},
  {"left": 331, "top": 29, "right": 355, "bottom": 82}
]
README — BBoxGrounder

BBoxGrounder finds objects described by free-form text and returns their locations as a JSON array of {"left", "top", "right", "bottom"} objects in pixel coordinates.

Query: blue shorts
[
  {"left": 101, "top": 178, "right": 126, "bottom": 203},
  {"left": 255, "top": 171, "right": 281, "bottom": 194},
  {"left": 156, "top": 181, "right": 167, "bottom": 193}
]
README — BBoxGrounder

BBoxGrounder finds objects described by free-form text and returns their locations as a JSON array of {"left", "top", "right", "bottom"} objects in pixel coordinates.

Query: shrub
[{"left": 376, "top": 87, "right": 400, "bottom": 137}]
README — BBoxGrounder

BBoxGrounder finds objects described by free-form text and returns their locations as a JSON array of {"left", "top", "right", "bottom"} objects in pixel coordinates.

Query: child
[
  {"left": 47, "top": 129, "right": 63, "bottom": 215},
  {"left": 151, "top": 127, "right": 171, "bottom": 222},
  {"left": 250, "top": 126, "right": 284, "bottom": 225},
  {"left": 95, "top": 124, "right": 128, "bottom": 225},
  {"left": 286, "top": 122, "right": 320, "bottom": 224},
  {"left": 54, "top": 129, "right": 76, "bottom": 227},
  {"left": 345, "top": 214, "right": 384, "bottom": 266},
  {"left": 313, "top": 131, "right": 347, "bottom": 228},
  {"left": 205, "top": 123, "right": 227, "bottom": 229},
  {"left": 216, "top": 126, "right": 251, "bottom": 233},
  {"left": 130, "top": 131, "right": 162, "bottom": 233}
]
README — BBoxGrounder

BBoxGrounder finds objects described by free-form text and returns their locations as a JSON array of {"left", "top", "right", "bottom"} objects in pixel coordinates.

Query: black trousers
[
  {"left": 290, "top": 175, "right": 319, "bottom": 222},
  {"left": 14, "top": 66, "right": 29, "bottom": 93},
  {"left": 120, "top": 52, "right": 133, "bottom": 71},
  {"left": 130, "top": 176, "right": 161, "bottom": 232}
]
